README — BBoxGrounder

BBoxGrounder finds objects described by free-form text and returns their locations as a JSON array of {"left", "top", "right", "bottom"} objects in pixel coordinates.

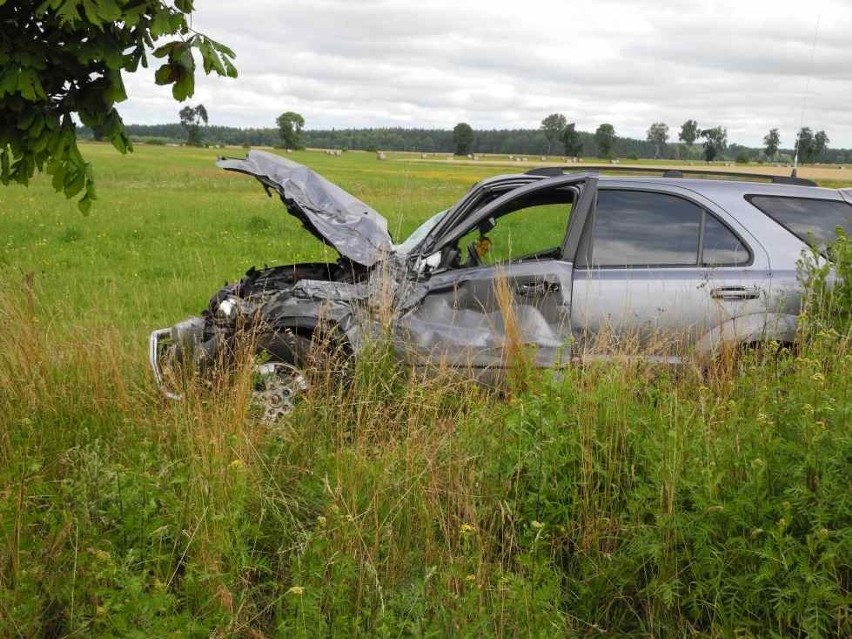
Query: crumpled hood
[{"left": 217, "top": 151, "right": 392, "bottom": 267}]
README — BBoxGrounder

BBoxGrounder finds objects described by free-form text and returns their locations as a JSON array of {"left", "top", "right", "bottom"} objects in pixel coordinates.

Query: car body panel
[
  {"left": 569, "top": 182, "right": 774, "bottom": 357},
  {"left": 217, "top": 150, "right": 392, "bottom": 267}
]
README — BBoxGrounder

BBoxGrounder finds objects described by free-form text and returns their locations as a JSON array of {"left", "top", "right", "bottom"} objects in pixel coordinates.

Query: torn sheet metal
[{"left": 217, "top": 151, "right": 392, "bottom": 267}]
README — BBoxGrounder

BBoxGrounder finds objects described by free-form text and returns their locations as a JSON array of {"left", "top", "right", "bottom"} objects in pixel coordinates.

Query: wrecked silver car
[{"left": 150, "top": 151, "right": 852, "bottom": 417}]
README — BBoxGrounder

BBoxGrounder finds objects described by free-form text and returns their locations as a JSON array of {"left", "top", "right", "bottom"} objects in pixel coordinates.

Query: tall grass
[
  {"left": 2, "top": 246, "right": 850, "bottom": 637},
  {"left": 2, "top": 141, "right": 851, "bottom": 636}
]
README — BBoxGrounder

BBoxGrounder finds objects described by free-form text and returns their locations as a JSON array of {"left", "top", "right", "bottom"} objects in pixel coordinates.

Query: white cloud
[{"left": 118, "top": 0, "right": 852, "bottom": 146}]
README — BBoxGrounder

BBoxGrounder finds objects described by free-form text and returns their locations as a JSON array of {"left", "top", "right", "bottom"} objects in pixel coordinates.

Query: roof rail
[{"left": 525, "top": 165, "right": 818, "bottom": 187}]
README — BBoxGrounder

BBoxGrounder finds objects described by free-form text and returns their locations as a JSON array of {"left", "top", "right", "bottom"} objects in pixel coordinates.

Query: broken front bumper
[{"left": 148, "top": 316, "right": 207, "bottom": 400}]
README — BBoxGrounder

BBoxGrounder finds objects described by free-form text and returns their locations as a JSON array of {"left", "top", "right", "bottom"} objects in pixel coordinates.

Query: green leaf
[
  {"left": 96, "top": 0, "right": 121, "bottom": 22},
  {"left": 0, "top": 69, "right": 16, "bottom": 96},
  {"left": 171, "top": 71, "right": 194, "bottom": 101},
  {"left": 199, "top": 39, "right": 224, "bottom": 75},
  {"left": 167, "top": 11, "right": 187, "bottom": 33},
  {"left": 78, "top": 191, "right": 93, "bottom": 214},
  {"left": 154, "top": 63, "right": 175, "bottom": 85},
  {"left": 150, "top": 9, "right": 172, "bottom": 38},
  {"left": 152, "top": 42, "right": 178, "bottom": 59},
  {"left": 64, "top": 168, "right": 86, "bottom": 198},
  {"left": 210, "top": 40, "right": 236, "bottom": 59},
  {"left": 102, "top": 46, "right": 124, "bottom": 70},
  {"left": 78, "top": 173, "right": 97, "bottom": 214},
  {"left": 55, "top": 0, "right": 81, "bottom": 24},
  {"left": 30, "top": 114, "right": 45, "bottom": 138},
  {"left": 123, "top": 3, "right": 145, "bottom": 26},
  {"left": 17, "top": 71, "right": 37, "bottom": 100},
  {"left": 103, "top": 70, "right": 127, "bottom": 104},
  {"left": 49, "top": 160, "right": 67, "bottom": 191},
  {"left": 31, "top": 130, "right": 52, "bottom": 153},
  {"left": 223, "top": 58, "right": 238, "bottom": 79},
  {"left": 17, "top": 110, "right": 37, "bottom": 131},
  {"left": 31, "top": 74, "right": 46, "bottom": 99},
  {"left": 110, "top": 130, "right": 131, "bottom": 154},
  {"left": 174, "top": 0, "right": 194, "bottom": 12},
  {"left": 81, "top": 0, "right": 100, "bottom": 25},
  {"left": 173, "top": 46, "right": 194, "bottom": 71}
]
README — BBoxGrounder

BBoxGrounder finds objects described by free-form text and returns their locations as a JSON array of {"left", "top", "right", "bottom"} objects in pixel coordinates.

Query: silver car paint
[
  {"left": 217, "top": 151, "right": 392, "bottom": 267},
  {"left": 571, "top": 181, "right": 775, "bottom": 359}
]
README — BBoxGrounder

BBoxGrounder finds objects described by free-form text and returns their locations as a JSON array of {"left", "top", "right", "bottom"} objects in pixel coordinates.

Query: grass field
[{"left": 1, "top": 144, "right": 850, "bottom": 637}]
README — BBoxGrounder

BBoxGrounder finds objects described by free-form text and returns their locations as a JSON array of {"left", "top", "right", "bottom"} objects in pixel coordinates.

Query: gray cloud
[{"left": 118, "top": 0, "right": 852, "bottom": 146}]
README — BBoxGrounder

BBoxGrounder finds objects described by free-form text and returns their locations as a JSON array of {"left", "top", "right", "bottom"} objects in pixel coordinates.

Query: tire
[
  {"left": 251, "top": 331, "right": 313, "bottom": 423},
  {"left": 251, "top": 360, "right": 309, "bottom": 423}
]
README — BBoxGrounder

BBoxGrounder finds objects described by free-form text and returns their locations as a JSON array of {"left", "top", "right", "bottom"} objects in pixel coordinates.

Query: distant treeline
[{"left": 84, "top": 124, "right": 850, "bottom": 163}]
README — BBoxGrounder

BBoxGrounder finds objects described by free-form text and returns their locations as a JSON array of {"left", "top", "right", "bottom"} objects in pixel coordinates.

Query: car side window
[
  {"left": 455, "top": 201, "right": 572, "bottom": 267},
  {"left": 587, "top": 190, "right": 750, "bottom": 268},
  {"left": 748, "top": 195, "right": 852, "bottom": 249},
  {"left": 589, "top": 190, "right": 702, "bottom": 267}
]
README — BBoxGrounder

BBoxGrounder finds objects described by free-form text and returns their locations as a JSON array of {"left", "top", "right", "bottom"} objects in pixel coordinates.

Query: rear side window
[{"left": 749, "top": 196, "right": 852, "bottom": 248}]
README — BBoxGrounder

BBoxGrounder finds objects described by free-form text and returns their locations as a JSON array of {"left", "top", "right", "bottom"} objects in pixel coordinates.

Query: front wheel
[{"left": 252, "top": 360, "right": 308, "bottom": 423}]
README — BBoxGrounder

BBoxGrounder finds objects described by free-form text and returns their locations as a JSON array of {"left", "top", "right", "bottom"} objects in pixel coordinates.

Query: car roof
[
  {"left": 479, "top": 171, "right": 843, "bottom": 200},
  {"left": 592, "top": 177, "right": 842, "bottom": 199}
]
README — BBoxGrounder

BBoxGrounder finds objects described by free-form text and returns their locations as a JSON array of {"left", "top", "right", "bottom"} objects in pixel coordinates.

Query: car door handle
[
  {"left": 710, "top": 286, "right": 760, "bottom": 301},
  {"left": 516, "top": 281, "right": 560, "bottom": 296}
]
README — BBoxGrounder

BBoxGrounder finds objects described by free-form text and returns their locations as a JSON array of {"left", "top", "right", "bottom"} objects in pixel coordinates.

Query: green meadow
[{"left": 1, "top": 144, "right": 850, "bottom": 637}]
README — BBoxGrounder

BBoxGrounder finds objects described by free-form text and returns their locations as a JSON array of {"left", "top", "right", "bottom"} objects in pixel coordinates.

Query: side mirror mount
[{"left": 415, "top": 251, "right": 443, "bottom": 275}]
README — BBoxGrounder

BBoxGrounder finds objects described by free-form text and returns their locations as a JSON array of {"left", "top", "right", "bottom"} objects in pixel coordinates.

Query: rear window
[{"left": 749, "top": 195, "right": 852, "bottom": 248}]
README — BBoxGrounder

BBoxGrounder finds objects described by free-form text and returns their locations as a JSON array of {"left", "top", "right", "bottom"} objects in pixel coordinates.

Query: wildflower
[
  {"left": 287, "top": 586, "right": 304, "bottom": 596},
  {"left": 317, "top": 515, "right": 327, "bottom": 527},
  {"left": 228, "top": 458, "right": 244, "bottom": 470},
  {"left": 465, "top": 574, "right": 476, "bottom": 582},
  {"left": 530, "top": 520, "right": 544, "bottom": 530},
  {"left": 459, "top": 523, "right": 476, "bottom": 536}
]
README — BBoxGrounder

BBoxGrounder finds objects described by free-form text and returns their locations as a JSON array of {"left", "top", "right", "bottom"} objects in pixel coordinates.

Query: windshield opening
[{"left": 393, "top": 210, "right": 447, "bottom": 255}]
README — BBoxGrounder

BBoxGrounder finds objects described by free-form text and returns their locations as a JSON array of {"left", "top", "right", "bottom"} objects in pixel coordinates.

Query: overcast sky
[{"left": 119, "top": 0, "right": 852, "bottom": 147}]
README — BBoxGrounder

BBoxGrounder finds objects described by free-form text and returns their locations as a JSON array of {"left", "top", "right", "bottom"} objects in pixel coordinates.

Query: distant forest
[{"left": 84, "top": 124, "right": 851, "bottom": 163}]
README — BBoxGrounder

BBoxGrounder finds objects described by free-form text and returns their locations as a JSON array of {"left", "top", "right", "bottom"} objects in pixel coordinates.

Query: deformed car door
[
  {"left": 399, "top": 260, "right": 576, "bottom": 370},
  {"left": 397, "top": 175, "right": 596, "bottom": 372}
]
